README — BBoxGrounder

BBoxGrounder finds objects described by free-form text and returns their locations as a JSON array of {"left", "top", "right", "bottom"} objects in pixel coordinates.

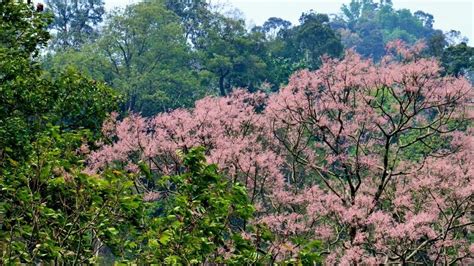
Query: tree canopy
[{"left": 1, "top": 0, "right": 473, "bottom": 264}]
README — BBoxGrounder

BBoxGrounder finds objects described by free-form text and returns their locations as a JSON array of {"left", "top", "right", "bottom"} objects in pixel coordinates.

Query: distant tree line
[{"left": 41, "top": 0, "right": 473, "bottom": 116}]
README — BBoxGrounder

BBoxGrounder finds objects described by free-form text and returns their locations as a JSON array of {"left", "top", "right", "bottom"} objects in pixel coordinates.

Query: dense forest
[{"left": 1, "top": 0, "right": 473, "bottom": 264}]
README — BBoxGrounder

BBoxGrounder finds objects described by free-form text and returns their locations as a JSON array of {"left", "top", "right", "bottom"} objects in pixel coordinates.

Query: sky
[{"left": 105, "top": 0, "right": 473, "bottom": 45}]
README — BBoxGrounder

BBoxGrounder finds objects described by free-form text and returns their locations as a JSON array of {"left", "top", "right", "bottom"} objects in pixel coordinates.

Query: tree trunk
[{"left": 219, "top": 75, "right": 226, "bottom": 96}]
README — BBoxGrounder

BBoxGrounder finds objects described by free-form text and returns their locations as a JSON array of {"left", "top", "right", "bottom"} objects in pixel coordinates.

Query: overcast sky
[{"left": 105, "top": 0, "right": 473, "bottom": 45}]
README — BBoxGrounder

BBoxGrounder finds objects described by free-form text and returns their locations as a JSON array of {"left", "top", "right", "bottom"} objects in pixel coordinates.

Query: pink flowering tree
[
  {"left": 87, "top": 90, "right": 284, "bottom": 202},
  {"left": 265, "top": 41, "right": 473, "bottom": 264},
  {"left": 88, "top": 41, "right": 473, "bottom": 263}
]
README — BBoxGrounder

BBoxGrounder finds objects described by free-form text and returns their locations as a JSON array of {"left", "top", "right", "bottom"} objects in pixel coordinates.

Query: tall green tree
[
  {"left": 260, "top": 11, "right": 343, "bottom": 89},
  {"left": 99, "top": 0, "right": 200, "bottom": 114},
  {"left": 45, "top": 0, "right": 105, "bottom": 49},
  {"left": 441, "top": 42, "right": 474, "bottom": 78},
  {"left": 261, "top": 17, "right": 292, "bottom": 39},
  {"left": 332, "top": 0, "right": 440, "bottom": 60},
  {"left": 194, "top": 12, "right": 268, "bottom": 96},
  {"left": 293, "top": 12, "right": 344, "bottom": 68},
  {"left": 0, "top": 1, "right": 139, "bottom": 264},
  {"left": 44, "top": 0, "right": 207, "bottom": 116},
  {"left": 164, "top": 0, "right": 211, "bottom": 46},
  {"left": 1, "top": 0, "right": 48, "bottom": 162},
  {"left": 425, "top": 30, "right": 448, "bottom": 57},
  {"left": 1, "top": 0, "right": 117, "bottom": 163}
]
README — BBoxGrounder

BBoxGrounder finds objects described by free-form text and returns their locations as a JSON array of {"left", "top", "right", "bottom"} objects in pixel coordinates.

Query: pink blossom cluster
[{"left": 88, "top": 42, "right": 473, "bottom": 263}]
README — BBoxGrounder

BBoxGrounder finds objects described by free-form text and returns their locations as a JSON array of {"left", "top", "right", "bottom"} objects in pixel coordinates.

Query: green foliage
[
  {"left": 0, "top": 0, "right": 51, "bottom": 55},
  {"left": 0, "top": 1, "right": 118, "bottom": 164},
  {"left": 134, "top": 147, "right": 260, "bottom": 264},
  {"left": 164, "top": 0, "right": 211, "bottom": 46},
  {"left": 0, "top": 64, "right": 118, "bottom": 163},
  {"left": 333, "top": 0, "right": 440, "bottom": 60},
  {"left": 44, "top": 0, "right": 207, "bottom": 116},
  {"left": 258, "top": 11, "right": 343, "bottom": 90},
  {"left": 296, "top": 239, "right": 324, "bottom": 265},
  {"left": 196, "top": 13, "right": 269, "bottom": 96},
  {"left": 293, "top": 12, "right": 344, "bottom": 68},
  {"left": 45, "top": 0, "right": 105, "bottom": 49},
  {"left": 0, "top": 127, "right": 143, "bottom": 263},
  {"left": 119, "top": 147, "right": 324, "bottom": 264},
  {"left": 44, "top": 0, "right": 346, "bottom": 111},
  {"left": 49, "top": 68, "right": 121, "bottom": 133},
  {"left": 441, "top": 42, "right": 474, "bottom": 78},
  {"left": 425, "top": 30, "right": 448, "bottom": 57},
  {"left": 1, "top": 2, "right": 134, "bottom": 263}
]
